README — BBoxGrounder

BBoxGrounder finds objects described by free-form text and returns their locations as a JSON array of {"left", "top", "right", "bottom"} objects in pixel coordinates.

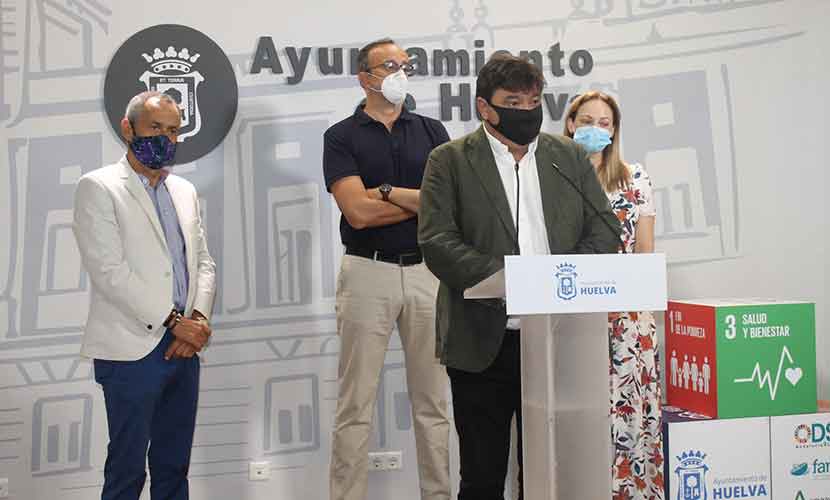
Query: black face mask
[{"left": 488, "top": 102, "right": 543, "bottom": 146}]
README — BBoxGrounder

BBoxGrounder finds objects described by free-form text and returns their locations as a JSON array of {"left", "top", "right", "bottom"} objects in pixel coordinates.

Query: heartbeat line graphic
[{"left": 733, "top": 346, "right": 799, "bottom": 401}]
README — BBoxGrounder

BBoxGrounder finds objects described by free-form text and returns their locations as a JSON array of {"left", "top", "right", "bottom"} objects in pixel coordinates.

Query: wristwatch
[
  {"left": 163, "top": 308, "right": 182, "bottom": 329},
  {"left": 379, "top": 183, "right": 392, "bottom": 202}
]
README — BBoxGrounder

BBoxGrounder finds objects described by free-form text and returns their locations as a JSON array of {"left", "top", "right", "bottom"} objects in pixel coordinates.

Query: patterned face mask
[{"left": 129, "top": 129, "right": 177, "bottom": 169}]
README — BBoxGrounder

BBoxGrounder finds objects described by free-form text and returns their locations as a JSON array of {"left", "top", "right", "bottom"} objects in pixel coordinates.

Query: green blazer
[{"left": 418, "top": 126, "right": 621, "bottom": 373}]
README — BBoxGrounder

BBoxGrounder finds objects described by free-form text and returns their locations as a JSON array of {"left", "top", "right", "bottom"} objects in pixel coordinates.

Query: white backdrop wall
[{"left": 0, "top": 1, "right": 827, "bottom": 499}]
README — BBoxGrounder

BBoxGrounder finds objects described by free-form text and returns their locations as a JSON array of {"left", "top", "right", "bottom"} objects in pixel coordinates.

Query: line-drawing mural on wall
[{"left": 0, "top": 1, "right": 819, "bottom": 498}]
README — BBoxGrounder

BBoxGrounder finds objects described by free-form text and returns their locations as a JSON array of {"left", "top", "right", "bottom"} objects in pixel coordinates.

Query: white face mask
[{"left": 371, "top": 69, "right": 408, "bottom": 105}]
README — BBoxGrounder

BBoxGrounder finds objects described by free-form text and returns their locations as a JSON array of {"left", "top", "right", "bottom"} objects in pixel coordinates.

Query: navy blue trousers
[{"left": 94, "top": 330, "right": 200, "bottom": 500}]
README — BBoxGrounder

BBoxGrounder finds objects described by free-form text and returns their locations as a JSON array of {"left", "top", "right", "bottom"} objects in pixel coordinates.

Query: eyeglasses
[{"left": 366, "top": 60, "right": 416, "bottom": 77}]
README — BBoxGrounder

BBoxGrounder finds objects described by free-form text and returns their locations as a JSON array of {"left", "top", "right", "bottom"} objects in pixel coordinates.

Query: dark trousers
[
  {"left": 448, "top": 331, "right": 523, "bottom": 500},
  {"left": 94, "top": 330, "right": 200, "bottom": 500}
]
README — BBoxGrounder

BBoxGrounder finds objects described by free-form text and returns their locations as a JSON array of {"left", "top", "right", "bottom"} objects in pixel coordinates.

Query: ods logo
[
  {"left": 794, "top": 422, "right": 830, "bottom": 448},
  {"left": 795, "top": 424, "right": 811, "bottom": 444}
]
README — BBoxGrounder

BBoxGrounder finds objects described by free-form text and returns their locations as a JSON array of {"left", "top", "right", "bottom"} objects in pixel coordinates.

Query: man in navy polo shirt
[{"left": 323, "top": 38, "right": 451, "bottom": 500}]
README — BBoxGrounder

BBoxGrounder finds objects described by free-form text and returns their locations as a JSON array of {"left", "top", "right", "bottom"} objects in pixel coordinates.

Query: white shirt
[{"left": 482, "top": 125, "right": 550, "bottom": 330}]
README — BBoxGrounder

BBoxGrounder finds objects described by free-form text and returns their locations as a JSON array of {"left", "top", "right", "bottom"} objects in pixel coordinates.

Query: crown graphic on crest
[
  {"left": 677, "top": 450, "right": 707, "bottom": 466},
  {"left": 141, "top": 46, "right": 201, "bottom": 73},
  {"left": 555, "top": 262, "right": 576, "bottom": 274}
]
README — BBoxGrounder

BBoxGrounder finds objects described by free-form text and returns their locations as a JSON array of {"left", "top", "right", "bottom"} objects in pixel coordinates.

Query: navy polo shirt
[{"left": 323, "top": 105, "right": 449, "bottom": 253}]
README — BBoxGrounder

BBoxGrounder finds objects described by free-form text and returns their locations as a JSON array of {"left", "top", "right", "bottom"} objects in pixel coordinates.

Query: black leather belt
[{"left": 346, "top": 247, "right": 423, "bottom": 266}]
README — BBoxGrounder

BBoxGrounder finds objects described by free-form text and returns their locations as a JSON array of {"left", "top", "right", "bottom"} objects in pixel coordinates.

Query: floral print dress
[{"left": 606, "top": 163, "right": 664, "bottom": 500}]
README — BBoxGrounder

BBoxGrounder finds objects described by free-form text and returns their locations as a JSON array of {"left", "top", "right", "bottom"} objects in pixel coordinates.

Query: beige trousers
[{"left": 330, "top": 255, "right": 450, "bottom": 500}]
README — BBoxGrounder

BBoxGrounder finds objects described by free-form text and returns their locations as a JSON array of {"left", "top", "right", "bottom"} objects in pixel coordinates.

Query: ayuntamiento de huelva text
[{"left": 249, "top": 38, "right": 594, "bottom": 121}]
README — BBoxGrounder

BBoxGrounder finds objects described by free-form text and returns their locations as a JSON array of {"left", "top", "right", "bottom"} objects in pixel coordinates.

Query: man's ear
[
  {"left": 357, "top": 71, "right": 373, "bottom": 91},
  {"left": 476, "top": 97, "right": 496, "bottom": 124},
  {"left": 120, "top": 118, "right": 134, "bottom": 143}
]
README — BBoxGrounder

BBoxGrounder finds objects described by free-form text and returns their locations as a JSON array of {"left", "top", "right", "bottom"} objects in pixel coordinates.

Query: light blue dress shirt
[{"left": 139, "top": 174, "right": 189, "bottom": 312}]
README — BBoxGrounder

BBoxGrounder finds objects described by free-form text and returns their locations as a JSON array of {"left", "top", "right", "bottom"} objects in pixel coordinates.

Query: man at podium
[{"left": 418, "top": 54, "right": 620, "bottom": 499}]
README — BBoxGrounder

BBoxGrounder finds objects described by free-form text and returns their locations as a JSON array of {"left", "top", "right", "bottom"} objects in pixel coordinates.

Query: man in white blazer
[{"left": 73, "top": 90, "right": 216, "bottom": 500}]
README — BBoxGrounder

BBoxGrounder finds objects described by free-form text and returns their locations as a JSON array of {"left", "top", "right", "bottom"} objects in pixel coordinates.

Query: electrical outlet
[
  {"left": 249, "top": 461, "right": 271, "bottom": 481},
  {"left": 0, "top": 477, "right": 8, "bottom": 498},
  {"left": 368, "top": 451, "right": 403, "bottom": 471},
  {"left": 385, "top": 451, "right": 402, "bottom": 470},
  {"left": 368, "top": 452, "right": 386, "bottom": 471}
]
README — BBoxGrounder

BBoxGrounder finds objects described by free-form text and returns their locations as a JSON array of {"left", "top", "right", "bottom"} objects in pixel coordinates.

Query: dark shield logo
[{"left": 104, "top": 24, "right": 238, "bottom": 164}]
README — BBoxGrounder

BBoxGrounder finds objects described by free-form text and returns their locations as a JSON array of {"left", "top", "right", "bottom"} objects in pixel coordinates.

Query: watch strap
[{"left": 163, "top": 308, "right": 181, "bottom": 329}]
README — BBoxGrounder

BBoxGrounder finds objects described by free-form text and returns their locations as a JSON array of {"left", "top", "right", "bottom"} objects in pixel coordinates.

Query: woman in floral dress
[{"left": 564, "top": 91, "right": 663, "bottom": 500}]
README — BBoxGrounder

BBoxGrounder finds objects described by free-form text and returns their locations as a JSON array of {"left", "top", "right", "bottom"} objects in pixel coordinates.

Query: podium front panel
[{"left": 520, "top": 313, "right": 612, "bottom": 500}]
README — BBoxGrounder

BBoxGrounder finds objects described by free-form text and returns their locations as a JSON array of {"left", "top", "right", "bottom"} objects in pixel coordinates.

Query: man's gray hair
[{"left": 124, "top": 90, "right": 176, "bottom": 126}]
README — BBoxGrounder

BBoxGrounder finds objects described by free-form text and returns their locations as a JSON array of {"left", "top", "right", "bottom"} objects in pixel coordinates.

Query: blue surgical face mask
[{"left": 573, "top": 125, "right": 612, "bottom": 154}]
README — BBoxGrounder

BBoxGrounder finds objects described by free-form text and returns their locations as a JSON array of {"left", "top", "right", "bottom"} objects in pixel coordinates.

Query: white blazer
[{"left": 72, "top": 156, "right": 216, "bottom": 361}]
